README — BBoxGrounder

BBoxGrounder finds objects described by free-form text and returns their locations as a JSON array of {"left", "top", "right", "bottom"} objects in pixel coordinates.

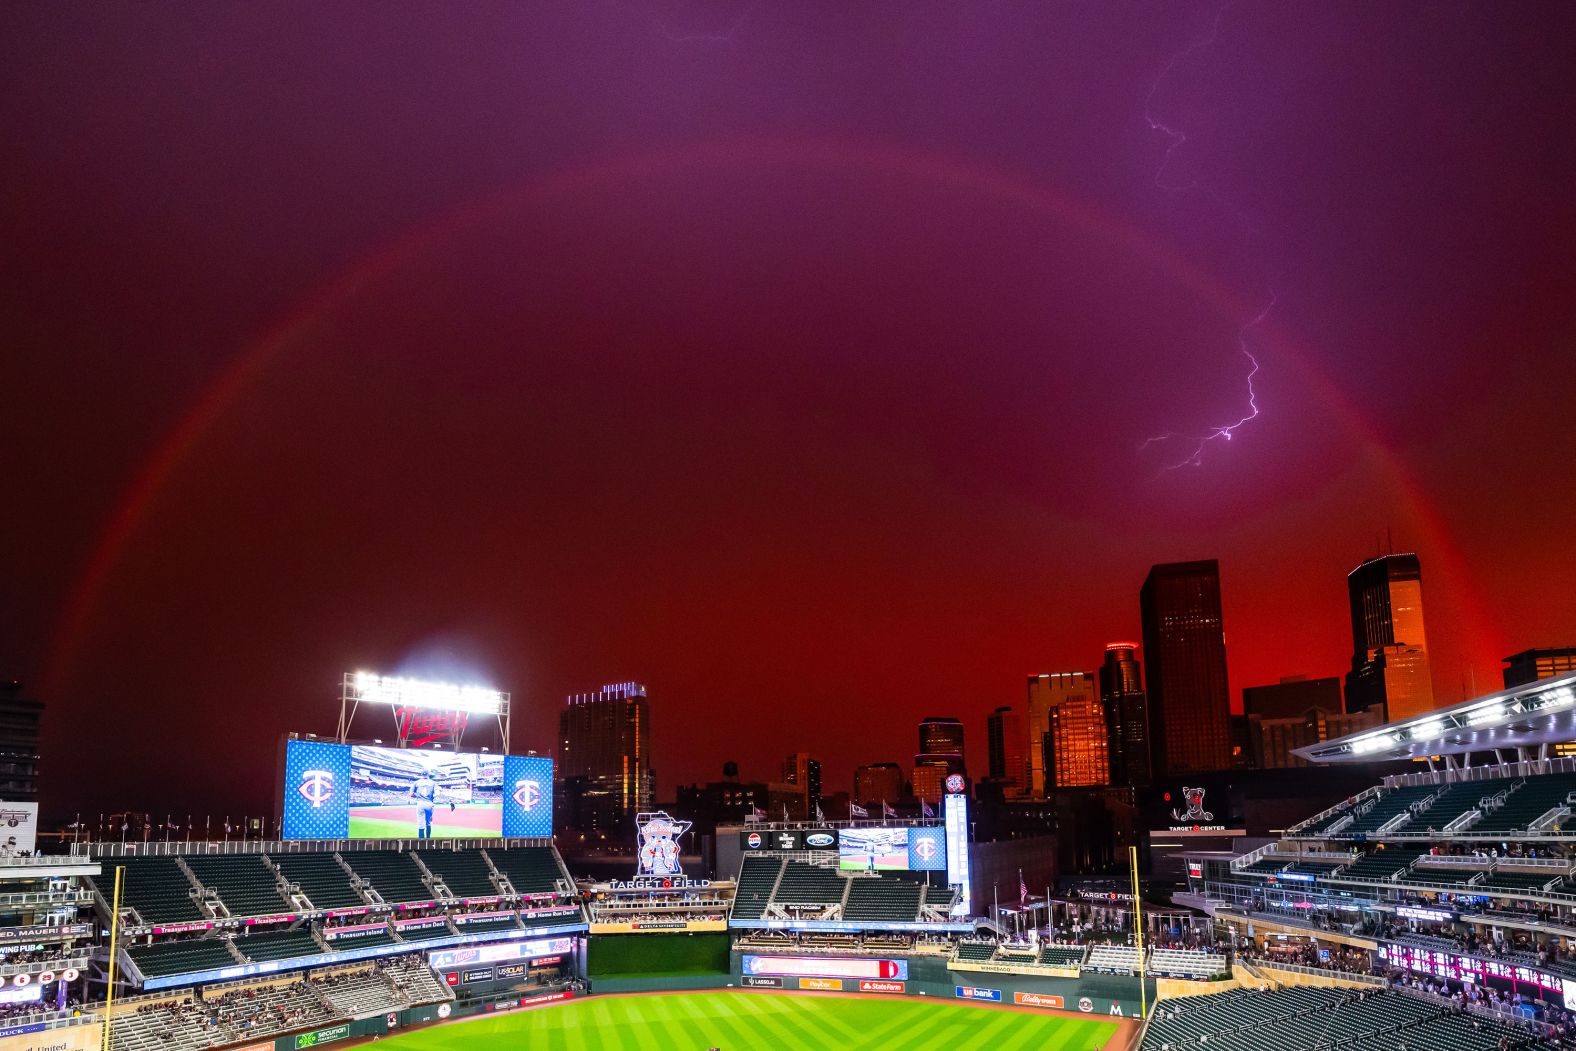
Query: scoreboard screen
[{"left": 281, "top": 739, "right": 552, "bottom": 839}]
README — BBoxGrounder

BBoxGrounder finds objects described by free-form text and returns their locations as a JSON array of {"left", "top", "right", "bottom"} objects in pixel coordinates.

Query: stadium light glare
[
  {"left": 1466, "top": 703, "right": 1506, "bottom": 726},
  {"left": 1408, "top": 719, "right": 1446, "bottom": 740},
  {"left": 350, "top": 671, "right": 506, "bottom": 714}
]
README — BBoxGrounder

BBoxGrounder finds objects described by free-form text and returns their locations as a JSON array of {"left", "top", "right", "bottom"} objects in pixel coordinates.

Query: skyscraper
[
  {"left": 1046, "top": 689, "right": 1110, "bottom": 788},
  {"left": 781, "top": 752, "right": 822, "bottom": 819},
  {"left": 1099, "top": 643, "right": 1150, "bottom": 787},
  {"left": 986, "top": 706, "right": 1028, "bottom": 797},
  {"left": 1344, "top": 554, "right": 1435, "bottom": 722},
  {"left": 0, "top": 682, "right": 42, "bottom": 802},
  {"left": 1242, "top": 676, "right": 1343, "bottom": 721},
  {"left": 853, "top": 762, "right": 905, "bottom": 808},
  {"left": 556, "top": 681, "right": 651, "bottom": 834},
  {"left": 1025, "top": 672, "right": 1105, "bottom": 794},
  {"left": 918, "top": 716, "right": 965, "bottom": 758},
  {"left": 1502, "top": 648, "right": 1576, "bottom": 689},
  {"left": 1139, "top": 560, "right": 1232, "bottom": 776}
]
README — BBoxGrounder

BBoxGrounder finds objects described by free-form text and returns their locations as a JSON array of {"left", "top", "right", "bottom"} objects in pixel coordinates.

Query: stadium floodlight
[
  {"left": 349, "top": 672, "right": 506, "bottom": 715},
  {"left": 1350, "top": 733, "right": 1395, "bottom": 755},
  {"left": 1407, "top": 719, "right": 1446, "bottom": 741},
  {"left": 1466, "top": 702, "right": 1507, "bottom": 726}
]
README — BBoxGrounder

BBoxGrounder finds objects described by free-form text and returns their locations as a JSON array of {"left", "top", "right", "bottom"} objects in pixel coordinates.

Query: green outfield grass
[
  {"left": 347, "top": 803, "right": 502, "bottom": 839},
  {"left": 382, "top": 991, "right": 1119, "bottom": 1051}
]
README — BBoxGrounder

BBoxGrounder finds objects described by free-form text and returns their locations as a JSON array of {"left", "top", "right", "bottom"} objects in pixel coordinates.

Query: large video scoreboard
[{"left": 280, "top": 739, "right": 552, "bottom": 839}]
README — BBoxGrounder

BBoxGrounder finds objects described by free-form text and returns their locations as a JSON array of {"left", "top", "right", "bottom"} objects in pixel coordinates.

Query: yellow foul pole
[
  {"left": 1130, "top": 845, "right": 1147, "bottom": 1020},
  {"left": 101, "top": 865, "right": 124, "bottom": 1051}
]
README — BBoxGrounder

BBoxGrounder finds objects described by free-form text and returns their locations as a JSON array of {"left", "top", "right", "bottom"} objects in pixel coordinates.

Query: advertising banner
[
  {"left": 0, "top": 804, "right": 38, "bottom": 855},
  {"left": 1013, "top": 992, "right": 1065, "bottom": 1009},
  {"left": 293, "top": 1024, "right": 350, "bottom": 1049},
  {"left": 955, "top": 986, "right": 1002, "bottom": 1002},
  {"left": 741, "top": 956, "right": 908, "bottom": 982},
  {"left": 740, "top": 976, "right": 782, "bottom": 988},
  {"left": 858, "top": 981, "right": 905, "bottom": 994},
  {"left": 797, "top": 978, "right": 842, "bottom": 991},
  {"left": 0, "top": 1022, "right": 101, "bottom": 1051}
]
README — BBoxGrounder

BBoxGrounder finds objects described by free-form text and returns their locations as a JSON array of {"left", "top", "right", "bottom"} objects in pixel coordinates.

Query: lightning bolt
[
  {"left": 1143, "top": 7, "right": 1225, "bottom": 195},
  {"left": 1140, "top": 4, "right": 1275, "bottom": 469},
  {"left": 1140, "top": 292, "right": 1275, "bottom": 469}
]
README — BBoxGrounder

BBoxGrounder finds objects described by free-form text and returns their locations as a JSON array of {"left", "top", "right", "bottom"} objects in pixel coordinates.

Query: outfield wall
[
  {"left": 588, "top": 933, "right": 732, "bottom": 992},
  {"left": 729, "top": 950, "right": 1155, "bottom": 1018}
]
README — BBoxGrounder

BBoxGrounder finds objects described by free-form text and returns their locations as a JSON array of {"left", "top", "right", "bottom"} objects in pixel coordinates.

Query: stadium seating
[
  {"left": 111, "top": 856, "right": 205, "bottom": 924},
  {"left": 127, "top": 938, "right": 240, "bottom": 978},
  {"left": 184, "top": 855, "right": 292, "bottom": 918},
  {"left": 1410, "top": 781, "right": 1494, "bottom": 831},
  {"left": 842, "top": 876, "right": 921, "bottom": 923},
  {"left": 728, "top": 855, "right": 782, "bottom": 921},
  {"left": 270, "top": 853, "right": 364, "bottom": 910},
  {"left": 483, "top": 846, "right": 566, "bottom": 895},
  {"left": 1037, "top": 944, "right": 1087, "bottom": 967},
  {"left": 954, "top": 941, "right": 996, "bottom": 962},
  {"left": 1473, "top": 775, "right": 1576, "bottom": 834},
  {"left": 1330, "top": 848, "right": 1421, "bottom": 883},
  {"left": 235, "top": 928, "right": 322, "bottom": 963},
  {"left": 773, "top": 862, "right": 844, "bottom": 906},
  {"left": 340, "top": 851, "right": 433, "bottom": 904},
  {"left": 417, "top": 849, "right": 498, "bottom": 898},
  {"left": 1340, "top": 784, "right": 1439, "bottom": 837},
  {"left": 1085, "top": 944, "right": 1141, "bottom": 974},
  {"left": 1148, "top": 948, "right": 1228, "bottom": 978}
]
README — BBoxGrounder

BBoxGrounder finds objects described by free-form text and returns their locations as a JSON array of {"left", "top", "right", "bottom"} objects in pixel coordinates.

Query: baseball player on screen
[{"left": 410, "top": 771, "right": 439, "bottom": 839}]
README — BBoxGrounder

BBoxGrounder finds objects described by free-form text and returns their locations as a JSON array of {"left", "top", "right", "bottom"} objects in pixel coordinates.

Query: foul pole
[
  {"left": 101, "top": 865, "right": 124, "bottom": 1051},
  {"left": 1130, "top": 845, "right": 1147, "bottom": 1019}
]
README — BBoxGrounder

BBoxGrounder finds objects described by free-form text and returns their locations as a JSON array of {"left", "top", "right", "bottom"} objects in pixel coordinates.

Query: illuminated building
[
  {"left": 1344, "top": 554, "right": 1436, "bottom": 722},
  {"left": 780, "top": 752, "right": 822, "bottom": 819},
  {"left": 1045, "top": 687, "right": 1110, "bottom": 788},
  {"left": 1502, "top": 648, "right": 1576, "bottom": 689},
  {"left": 1099, "top": 644, "right": 1149, "bottom": 787},
  {"left": 1140, "top": 560, "right": 1232, "bottom": 776},
  {"left": 918, "top": 716, "right": 965, "bottom": 758},
  {"left": 911, "top": 753, "right": 966, "bottom": 804},
  {"left": 853, "top": 762, "right": 904, "bottom": 808},
  {"left": 556, "top": 681, "right": 651, "bottom": 835},
  {"left": 1026, "top": 672, "right": 1101, "bottom": 795},
  {"left": 986, "top": 706, "right": 1029, "bottom": 797},
  {"left": 0, "top": 682, "right": 42, "bottom": 802}
]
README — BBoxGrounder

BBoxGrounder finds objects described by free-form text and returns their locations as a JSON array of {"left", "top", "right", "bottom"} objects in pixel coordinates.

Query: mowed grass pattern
[{"left": 382, "top": 991, "right": 1119, "bottom": 1051}]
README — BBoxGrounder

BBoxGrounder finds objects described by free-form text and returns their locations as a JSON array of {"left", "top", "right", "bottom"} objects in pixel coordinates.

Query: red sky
[{"left": 3, "top": 2, "right": 1574, "bottom": 818}]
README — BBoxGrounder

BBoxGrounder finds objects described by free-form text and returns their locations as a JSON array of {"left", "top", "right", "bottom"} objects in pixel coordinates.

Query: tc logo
[
  {"left": 911, "top": 837, "right": 938, "bottom": 862},
  {"left": 512, "top": 779, "right": 541, "bottom": 810},
  {"left": 945, "top": 774, "right": 965, "bottom": 794},
  {"left": 298, "top": 770, "right": 334, "bottom": 808}
]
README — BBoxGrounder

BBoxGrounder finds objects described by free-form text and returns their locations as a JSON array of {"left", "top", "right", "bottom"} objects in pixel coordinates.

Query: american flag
[
  {"left": 1019, "top": 869, "right": 1029, "bottom": 905},
  {"left": 921, "top": 800, "right": 935, "bottom": 818}
]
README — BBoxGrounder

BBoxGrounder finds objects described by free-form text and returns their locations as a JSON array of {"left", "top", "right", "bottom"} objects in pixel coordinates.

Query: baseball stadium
[{"left": 5, "top": 670, "right": 1576, "bottom": 1051}]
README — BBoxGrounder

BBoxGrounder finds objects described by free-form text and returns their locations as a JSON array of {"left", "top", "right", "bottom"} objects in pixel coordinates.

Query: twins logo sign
[
  {"left": 298, "top": 770, "right": 334, "bottom": 808},
  {"left": 511, "top": 779, "right": 541, "bottom": 810},
  {"left": 911, "top": 836, "right": 939, "bottom": 864}
]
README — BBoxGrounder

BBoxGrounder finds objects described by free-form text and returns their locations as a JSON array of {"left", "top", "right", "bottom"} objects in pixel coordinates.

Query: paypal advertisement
[{"left": 281, "top": 739, "right": 553, "bottom": 840}]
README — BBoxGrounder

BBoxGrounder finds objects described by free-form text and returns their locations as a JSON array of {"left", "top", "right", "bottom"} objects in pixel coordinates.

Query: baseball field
[
  {"left": 347, "top": 803, "right": 502, "bottom": 839},
  {"left": 380, "top": 991, "right": 1122, "bottom": 1050}
]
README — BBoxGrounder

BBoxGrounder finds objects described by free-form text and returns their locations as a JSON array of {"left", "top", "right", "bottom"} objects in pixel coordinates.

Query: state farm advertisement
[
  {"left": 858, "top": 980, "right": 906, "bottom": 994},
  {"left": 740, "top": 955, "right": 909, "bottom": 982}
]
